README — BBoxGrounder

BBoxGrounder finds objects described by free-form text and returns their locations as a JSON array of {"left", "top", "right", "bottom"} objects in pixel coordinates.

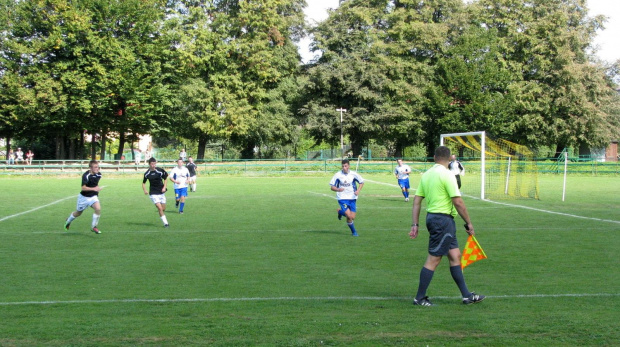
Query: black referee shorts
[{"left": 426, "top": 213, "right": 459, "bottom": 256}]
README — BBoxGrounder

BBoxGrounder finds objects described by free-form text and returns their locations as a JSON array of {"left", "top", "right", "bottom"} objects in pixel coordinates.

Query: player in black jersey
[
  {"left": 186, "top": 157, "right": 198, "bottom": 192},
  {"left": 64, "top": 160, "right": 103, "bottom": 234},
  {"left": 142, "top": 157, "right": 170, "bottom": 227}
]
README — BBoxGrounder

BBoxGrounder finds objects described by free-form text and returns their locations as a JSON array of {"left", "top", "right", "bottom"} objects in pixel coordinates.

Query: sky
[{"left": 299, "top": 0, "right": 620, "bottom": 64}]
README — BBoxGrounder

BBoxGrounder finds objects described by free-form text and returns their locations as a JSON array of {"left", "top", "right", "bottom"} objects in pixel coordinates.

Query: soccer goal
[{"left": 440, "top": 131, "right": 539, "bottom": 200}]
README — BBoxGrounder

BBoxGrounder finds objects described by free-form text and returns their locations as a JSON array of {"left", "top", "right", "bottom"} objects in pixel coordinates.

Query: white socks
[{"left": 92, "top": 213, "right": 100, "bottom": 228}]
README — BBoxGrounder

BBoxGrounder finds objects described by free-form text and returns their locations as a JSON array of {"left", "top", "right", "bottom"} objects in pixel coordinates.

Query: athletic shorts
[
  {"left": 150, "top": 194, "right": 167, "bottom": 205},
  {"left": 338, "top": 199, "right": 357, "bottom": 213},
  {"left": 426, "top": 213, "right": 459, "bottom": 256},
  {"left": 188, "top": 175, "right": 196, "bottom": 183},
  {"left": 175, "top": 187, "right": 188, "bottom": 198},
  {"left": 398, "top": 178, "right": 410, "bottom": 189},
  {"left": 76, "top": 194, "right": 99, "bottom": 212}
]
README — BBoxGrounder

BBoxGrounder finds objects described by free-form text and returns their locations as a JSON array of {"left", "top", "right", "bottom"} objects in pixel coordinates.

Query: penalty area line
[{"left": 1, "top": 293, "right": 618, "bottom": 306}]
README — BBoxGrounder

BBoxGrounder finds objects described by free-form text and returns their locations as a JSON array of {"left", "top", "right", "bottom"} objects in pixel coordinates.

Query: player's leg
[
  {"left": 175, "top": 189, "right": 180, "bottom": 208},
  {"left": 65, "top": 196, "right": 87, "bottom": 230},
  {"left": 345, "top": 201, "right": 358, "bottom": 236},
  {"left": 90, "top": 200, "right": 101, "bottom": 233},
  {"left": 179, "top": 188, "right": 187, "bottom": 213}
]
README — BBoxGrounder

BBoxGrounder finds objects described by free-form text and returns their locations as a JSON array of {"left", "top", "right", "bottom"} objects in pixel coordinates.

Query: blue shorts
[
  {"left": 426, "top": 213, "right": 459, "bottom": 256},
  {"left": 398, "top": 178, "right": 410, "bottom": 189},
  {"left": 338, "top": 199, "right": 358, "bottom": 213},
  {"left": 175, "top": 187, "right": 188, "bottom": 198}
]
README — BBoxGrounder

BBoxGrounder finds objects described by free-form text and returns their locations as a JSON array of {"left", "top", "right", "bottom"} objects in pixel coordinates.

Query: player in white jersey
[
  {"left": 169, "top": 158, "right": 190, "bottom": 214},
  {"left": 394, "top": 158, "right": 412, "bottom": 201},
  {"left": 329, "top": 159, "right": 365, "bottom": 236}
]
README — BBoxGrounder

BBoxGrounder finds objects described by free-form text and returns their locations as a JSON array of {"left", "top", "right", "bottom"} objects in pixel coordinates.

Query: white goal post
[{"left": 440, "top": 131, "right": 486, "bottom": 199}]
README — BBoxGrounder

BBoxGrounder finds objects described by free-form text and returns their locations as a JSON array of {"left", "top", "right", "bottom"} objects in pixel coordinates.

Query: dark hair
[
  {"left": 341, "top": 159, "right": 350, "bottom": 165},
  {"left": 148, "top": 157, "right": 157, "bottom": 163},
  {"left": 434, "top": 146, "right": 451, "bottom": 160},
  {"left": 89, "top": 160, "right": 98, "bottom": 167}
]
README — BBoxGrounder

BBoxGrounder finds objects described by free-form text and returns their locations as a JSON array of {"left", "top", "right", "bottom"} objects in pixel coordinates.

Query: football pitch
[{"left": 0, "top": 173, "right": 618, "bottom": 346}]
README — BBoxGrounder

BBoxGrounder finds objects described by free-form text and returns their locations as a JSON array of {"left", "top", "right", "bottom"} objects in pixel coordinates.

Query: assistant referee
[{"left": 409, "top": 146, "right": 485, "bottom": 306}]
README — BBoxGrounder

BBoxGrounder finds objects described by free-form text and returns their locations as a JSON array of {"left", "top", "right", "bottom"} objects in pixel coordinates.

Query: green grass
[{"left": 0, "top": 173, "right": 618, "bottom": 346}]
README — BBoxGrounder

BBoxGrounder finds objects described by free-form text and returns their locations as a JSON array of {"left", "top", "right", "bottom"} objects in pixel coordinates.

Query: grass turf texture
[{"left": 0, "top": 174, "right": 618, "bottom": 346}]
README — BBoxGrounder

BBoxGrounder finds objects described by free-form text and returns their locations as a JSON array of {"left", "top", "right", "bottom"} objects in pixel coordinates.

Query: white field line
[
  {"left": 363, "top": 179, "right": 620, "bottom": 225},
  {"left": 0, "top": 186, "right": 107, "bottom": 224},
  {"left": 0, "top": 195, "right": 75, "bottom": 223},
  {"left": 1, "top": 293, "right": 618, "bottom": 306}
]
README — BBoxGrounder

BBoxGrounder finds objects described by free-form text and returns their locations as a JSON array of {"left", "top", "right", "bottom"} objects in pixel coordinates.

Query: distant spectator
[
  {"left": 26, "top": 149, "right": 34, "bottom": 165},
  {"left": 134, "top": 149, "right": 142, "bottom": 165},
  {"left": 179, "top": 148, "right": 187, "bottom": 161},
  {"left": 7, "top": 149, "right": 15, "bottom": 164},
  {"left": 15, "top": 148, "right": 24, "bottom": 163}
]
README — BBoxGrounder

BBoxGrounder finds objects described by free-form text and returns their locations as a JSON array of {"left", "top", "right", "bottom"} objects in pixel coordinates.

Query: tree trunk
[
  {"left": 240, "top": 142, "right": 254, "bottom": 159},
  {"left": 100, "top": 132, "right": 107, "bottom": 161},
  {"left": 350, "top": 136, "right": 363, "bottom": 159},
  {"left": 55, "top": 135, "right": 62, "bottom": 159},
  {"left": 197, "top": 135, "right": 208, "bottom": 160},
  {"left": 69, "top": 137, "right": 76, "bottom": 159},
  {"left": 117, "top": 132, "right": 126, "bottom": 160},
  {"left": 90, "top": 132, "right": 97, "bottom": 160},
  {"left": 79, "top": 131, "right": 85, "bottom": 159},
  {"left": 5, "top": 137, "right": 10, "bottom": 161}
]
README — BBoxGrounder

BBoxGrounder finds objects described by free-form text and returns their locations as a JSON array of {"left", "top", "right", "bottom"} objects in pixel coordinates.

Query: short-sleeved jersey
[
  {"left": 170, "top": 166, "right": 190, "bottom": 189},
  {"left": 80, "top": 170, "right": 102, "bottom": 197},
  {"left": 415, "top": 164, "right": 461, "bottom": 217},
  {"left": 394, "top": 164, "right": 412, "bottom": 180},
  {"left": 330, "top": 170, "right": 364, "bottom": 200},
  {"left": 143, "top": 167, "right": 168, "bottom": 195},
  {"left": 186, "top": 162, "right": 197, "bottom": 177}
]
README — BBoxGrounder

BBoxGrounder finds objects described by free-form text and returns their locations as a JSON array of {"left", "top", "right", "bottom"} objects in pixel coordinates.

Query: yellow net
[{"left": 444, "top": 135, "right": 539, "bottom": 200}]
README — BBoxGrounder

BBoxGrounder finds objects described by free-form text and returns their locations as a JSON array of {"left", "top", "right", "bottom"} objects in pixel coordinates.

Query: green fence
[{"left": 0, "top": 158, "right": 618, "bottom": 176}]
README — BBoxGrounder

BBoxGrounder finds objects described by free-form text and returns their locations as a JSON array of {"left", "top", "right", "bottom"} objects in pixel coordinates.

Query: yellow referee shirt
[{"left": 415, "top": 164, "right": 461, "bottom": 217}]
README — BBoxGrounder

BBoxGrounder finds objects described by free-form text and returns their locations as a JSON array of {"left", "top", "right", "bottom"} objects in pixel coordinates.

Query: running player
[
  {"left": 170, "top": 158, "right": 190, "bottom": 214},
  {"left": 142, "top": 157, "right": 170, "bottom": 227},
  {"left": 64, "top": 160, "right": 103, "bottom": 234},
  {"left": 395, "top": 158, "right": 412, "bottom": 202},
  {"left": 330, "top": 159, "right": 365, "bottom": 236}
]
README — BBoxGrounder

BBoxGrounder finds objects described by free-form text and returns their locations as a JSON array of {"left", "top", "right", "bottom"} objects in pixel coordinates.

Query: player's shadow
[{"left": 302, "top": 229, "right": 353, "bottom": 236}]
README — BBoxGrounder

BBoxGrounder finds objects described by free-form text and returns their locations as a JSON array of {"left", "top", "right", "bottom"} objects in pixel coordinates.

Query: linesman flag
[{"left": 461, "top": 235, "right": 487, "bottom": 270}]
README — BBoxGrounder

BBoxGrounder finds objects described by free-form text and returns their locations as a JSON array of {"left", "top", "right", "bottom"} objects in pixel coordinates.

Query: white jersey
[
  {"left": 395, "top": 164, "right": 412, "bottom": 180},
  {"left": 330, "top": 170, "right": 364, "bottom": 200},
  {"left": 170, "top": 166, "right": 190, "bottom": 189}
]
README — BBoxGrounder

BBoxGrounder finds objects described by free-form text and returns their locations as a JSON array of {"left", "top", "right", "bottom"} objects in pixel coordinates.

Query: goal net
[{"left": 440, "top": 131, "right": 539, "bottom": 200}]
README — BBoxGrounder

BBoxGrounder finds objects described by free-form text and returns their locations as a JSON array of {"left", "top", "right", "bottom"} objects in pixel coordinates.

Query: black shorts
[{"left": 426, "top": 213, "right": 459, "bottom": 256}]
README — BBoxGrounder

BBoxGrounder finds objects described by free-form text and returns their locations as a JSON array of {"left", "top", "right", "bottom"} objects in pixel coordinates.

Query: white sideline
[
  {"left": 1, "top": 293, "right": 618, "bottom": 306},
  {"left": 363, "top": 179, "right": 620, "bottom": 225}
]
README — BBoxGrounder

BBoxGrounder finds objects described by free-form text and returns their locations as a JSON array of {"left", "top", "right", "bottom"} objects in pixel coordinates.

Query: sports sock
[
  {"left": 67, "top": 213, "right": 77, "bottom": 223},
  {"left": 192, "top": 183, "right": 196, "bottom": 192},
  {"left": 179, "top": 202, "right": 185, "bottom": 212},
  {"left": 161, "top": 215, "right": 169, "bottom": 225},
  {"left": 405, "top": 191, "right": 409, "bottom": 198},
  {"left": 450, "top": 265, "right": 471, "bottom": 298},
  {"left": 347, "top": 222, "right": 357, "bottom": 234},
  {"left": 91, "top": 213, "right": 100, "bottom": 229},
  {"left": 415, "top": 267, "right": 435, "bottom": 300},
  {"left": 338, "top": 209, "right": 346, "bottom": 217}
]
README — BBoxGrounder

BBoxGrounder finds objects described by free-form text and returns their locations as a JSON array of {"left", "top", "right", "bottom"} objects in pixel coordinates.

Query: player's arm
[
  {"left": 452, "top": 196, "right": 474, "bottom": 235},
  {"left": 409, "top": 195, "right": 424, "bottom": 239},
  {"left": 330, "top": 184, "right": 343, "bottom": 192},
  {"left": 355, "top": 182, "right": 364, "bottom": 195}
]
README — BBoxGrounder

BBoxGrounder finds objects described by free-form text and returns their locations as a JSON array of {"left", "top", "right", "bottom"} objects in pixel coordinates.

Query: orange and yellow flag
[{"left": 461, "top": 235, "right": 487, "bottom": 270}]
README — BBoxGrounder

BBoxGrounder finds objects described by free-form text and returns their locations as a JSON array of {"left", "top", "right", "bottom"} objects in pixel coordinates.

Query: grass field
[{"left": 0, "top": 172, "right": 618, "bottom": 346}]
